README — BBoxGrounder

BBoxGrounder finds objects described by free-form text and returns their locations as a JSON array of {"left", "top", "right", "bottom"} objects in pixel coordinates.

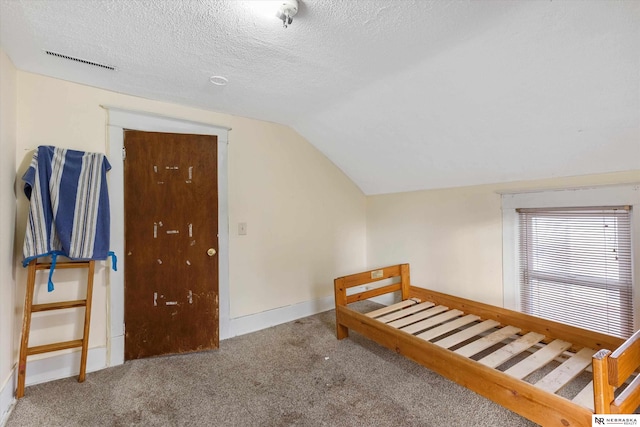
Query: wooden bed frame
[{"left": 334, "top": 264, "right": 640, "bottom": 427}]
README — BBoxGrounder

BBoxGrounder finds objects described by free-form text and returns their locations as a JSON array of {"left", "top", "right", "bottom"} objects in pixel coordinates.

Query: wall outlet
[{"left": 238, "top": 222, "right": 247, "bottom": 235}]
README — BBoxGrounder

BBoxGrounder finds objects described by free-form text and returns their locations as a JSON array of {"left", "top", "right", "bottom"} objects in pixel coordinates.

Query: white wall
[
  {"left": 6, "top": 71, "right": 366, "bottom": 390},
  {"left": 228, "top": 117, "right": 367, "bottom": 317},
  {"left": 366, "top": 171, "right": 640, "bottom": 307},
  {"left": 0, "top": 48, "right": 18, "bottom": 423}
]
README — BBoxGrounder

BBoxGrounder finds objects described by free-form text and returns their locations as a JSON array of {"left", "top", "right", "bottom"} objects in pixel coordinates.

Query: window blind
[{"left": 518, "top": 206, "right": 633, "bottom": 338}]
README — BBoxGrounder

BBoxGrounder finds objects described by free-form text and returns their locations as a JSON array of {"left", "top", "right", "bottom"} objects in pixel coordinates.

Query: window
[
  {"left": 501, "top": 185, "right": 640, "bottom": 339},
  {"left": 518, "top": 206, "right": 633, "bottom": 337}
]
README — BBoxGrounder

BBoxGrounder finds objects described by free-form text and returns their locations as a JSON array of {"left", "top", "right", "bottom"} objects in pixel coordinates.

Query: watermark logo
[{"left": 592, "top": 415, "right": 640, "bottom": 426}]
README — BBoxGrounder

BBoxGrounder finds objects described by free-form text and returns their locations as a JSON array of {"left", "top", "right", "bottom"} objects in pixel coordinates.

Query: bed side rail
[{"left": 593, "top": 329, "right": 640, "bottom": 414}]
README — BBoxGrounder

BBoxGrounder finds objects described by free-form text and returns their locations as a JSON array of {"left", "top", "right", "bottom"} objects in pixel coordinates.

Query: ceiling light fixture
[
  {"left": 209, "top": 75, "right": 228, "bottom": 86},
  {"left": 276, "top": 0, "right": 298, "bottom": 28}
]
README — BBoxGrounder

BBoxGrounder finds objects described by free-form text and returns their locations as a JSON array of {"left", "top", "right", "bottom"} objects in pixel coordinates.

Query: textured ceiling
[{"left": 1, "top": 0, "right": 639, "bottom": 194}]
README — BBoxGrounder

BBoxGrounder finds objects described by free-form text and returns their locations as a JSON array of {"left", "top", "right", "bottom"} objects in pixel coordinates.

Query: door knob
[{"left": 207, "top": 248, "right": 216, "bottom": 257}]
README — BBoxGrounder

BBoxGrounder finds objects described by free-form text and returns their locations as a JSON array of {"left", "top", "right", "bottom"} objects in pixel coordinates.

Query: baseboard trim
[
  {"left": 227, "top": 295, "right": 335, "bottom": 338},
  {"left": 0, "top": 347, "right": 107, "bottom": 425},
  {"left": 226, "top": 291, "right": 396, "bottom": 339},
  {"left": 13, "top": 346, "right": 107, "bottom": 390},
  {"left": 0, "top": 372, "right": 16, "bottom": 427},
  {"left": 108, "top": 334, "right": 124, "bottom": 367},
  {"left": 24, "top": 346, "right": 107, "bottom": 387}
]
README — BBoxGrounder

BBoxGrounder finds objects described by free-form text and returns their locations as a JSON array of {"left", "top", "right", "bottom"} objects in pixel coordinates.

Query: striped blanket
[{"left": 22, "top": 146, "right": 116, "bottom": 291}]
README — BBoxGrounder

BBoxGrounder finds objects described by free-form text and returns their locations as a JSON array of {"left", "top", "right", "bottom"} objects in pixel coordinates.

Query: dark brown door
[{"left": 123, "top": 130, "right": 218, "bottom": 360}]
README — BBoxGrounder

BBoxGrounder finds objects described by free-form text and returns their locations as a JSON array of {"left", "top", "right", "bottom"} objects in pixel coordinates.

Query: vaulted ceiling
[{"left": 1, "top": 0, "right": 638, "bottom": 194}]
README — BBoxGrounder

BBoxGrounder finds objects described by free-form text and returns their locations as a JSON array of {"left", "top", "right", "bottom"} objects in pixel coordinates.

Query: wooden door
[{"left": 123, "top": 130, "right": 218, "bottom": 360}]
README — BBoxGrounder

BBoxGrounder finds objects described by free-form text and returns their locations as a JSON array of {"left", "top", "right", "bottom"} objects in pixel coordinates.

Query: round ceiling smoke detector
[
  {"left": 209, "top": 75, "right": 228, "bottom": 86},
  {"left": 276, "top": 0, "right": 298, "bottom": 28}
]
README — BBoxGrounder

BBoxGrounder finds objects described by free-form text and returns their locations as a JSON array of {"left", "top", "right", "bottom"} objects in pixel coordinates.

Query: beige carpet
[{"left": 7, "top": 303, "right": 536, "bottom": 426}]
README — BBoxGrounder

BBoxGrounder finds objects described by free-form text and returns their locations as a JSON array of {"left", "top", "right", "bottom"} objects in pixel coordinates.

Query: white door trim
[{"left": 104, "top": 106, "right": 230, "bottom": 367}]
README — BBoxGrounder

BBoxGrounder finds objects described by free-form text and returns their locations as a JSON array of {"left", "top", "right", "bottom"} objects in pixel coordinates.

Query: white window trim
[{"left": 501, "top": 184, "right": 640, "bottom": 331}]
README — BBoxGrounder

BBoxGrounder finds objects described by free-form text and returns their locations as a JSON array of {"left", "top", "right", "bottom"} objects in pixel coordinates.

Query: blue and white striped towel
[{"left": 23, "top": 146, "right": 117, "bottom": 291}]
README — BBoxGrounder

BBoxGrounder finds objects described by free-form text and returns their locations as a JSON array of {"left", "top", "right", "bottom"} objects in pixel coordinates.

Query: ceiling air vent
[{"left": 44, "top": 50, "right": 117, "bottom": 71}]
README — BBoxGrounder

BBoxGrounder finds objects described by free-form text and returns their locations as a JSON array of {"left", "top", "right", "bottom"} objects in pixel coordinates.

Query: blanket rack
[{"left": 16, "top": 259, "right": 95, "bottom": 398}]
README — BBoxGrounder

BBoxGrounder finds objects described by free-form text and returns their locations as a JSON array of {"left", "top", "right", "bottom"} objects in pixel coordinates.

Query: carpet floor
[{"left": 7, "top": 303, "right": 537, "bottom": 426}]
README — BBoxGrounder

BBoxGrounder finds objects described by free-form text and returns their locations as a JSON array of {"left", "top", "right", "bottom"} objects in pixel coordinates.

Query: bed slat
[
  {"left": 377, "top": 301, "right": 435, "bottom": 324},
  {"left": 416, "top": 314, "right": 480, "bottom": 342},
  {"left": 572, "top": 381, "right": 595, "bottom": 411},
  {"left": 410, "top": 284, "right": 624, "bottom": 353},
  {"left": 504, "top": 339, "right": 572, "bottom": 379},
  {"left": 365, "top": 298, "right": 419, "bottom": 319},
  {"left": 434, "top": 319, "right": 500, "bottom": 349},
  {"left": 479, "top": 332, "right": 546, "bottom": 368},
  {"left": 387, "top": 305, "right": 448, "bottom": 329},
  {"left": 455, "top": 325, "right": 521, "bottom": 358},
  {"left": 535, "top": 347, "right": 596, "bottom": 393},
  {"left": 400, "top": 309, "right": 463, "bottom": 335}
]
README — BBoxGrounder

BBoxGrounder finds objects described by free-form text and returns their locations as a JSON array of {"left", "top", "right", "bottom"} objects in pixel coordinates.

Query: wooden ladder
[{"left": 16, "top": 259, "right": 96, "bottom": 398}]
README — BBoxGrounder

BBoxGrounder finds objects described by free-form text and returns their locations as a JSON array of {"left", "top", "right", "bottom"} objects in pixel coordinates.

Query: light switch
[{"left": 238, "top": 222, "right": 247, "bottom": 235}]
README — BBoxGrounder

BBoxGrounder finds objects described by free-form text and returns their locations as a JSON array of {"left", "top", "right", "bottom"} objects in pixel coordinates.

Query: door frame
[{"left": 104, "top": 106, "right": 231, "bottom": 367}]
